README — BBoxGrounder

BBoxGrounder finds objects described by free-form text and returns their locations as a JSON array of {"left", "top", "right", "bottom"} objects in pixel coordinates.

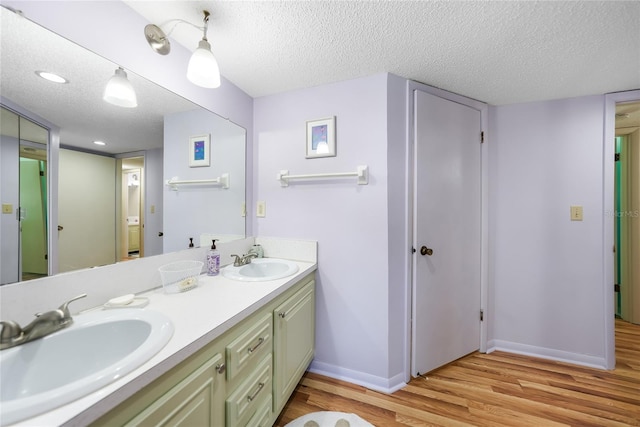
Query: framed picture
[
  {"left": 306, "top": 116, "right": 336, "bottom": 158},
  {"left": 189, "top": 134, "right": 210, "bottom": 167}
]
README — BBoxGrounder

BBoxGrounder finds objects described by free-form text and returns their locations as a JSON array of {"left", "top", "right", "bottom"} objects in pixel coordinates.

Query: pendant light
[
  {"left": 186, "top": 11, "right": 220, "bottom": 89},
  {"left": 103, "top": 67, "right": 137, "bottom": 108}
]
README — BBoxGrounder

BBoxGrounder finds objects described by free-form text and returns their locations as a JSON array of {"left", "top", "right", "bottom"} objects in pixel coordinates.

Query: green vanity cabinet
[
  {"left": 273, "top": 279, "right": 315, "bottom": 414},
  {"left": 90, "top": 272, "right": 315, "bottom": 427},
  {"left": 91, "top": 339, "right": 227, "bottom": 427}
]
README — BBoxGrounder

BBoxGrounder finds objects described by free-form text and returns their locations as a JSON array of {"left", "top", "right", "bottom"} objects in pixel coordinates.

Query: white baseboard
[
  {"left": 487, "top": 339, "right": 608, "bottom": 370},
  {"left": 308, "top": 360, "right": 406, "bottom": 394}
]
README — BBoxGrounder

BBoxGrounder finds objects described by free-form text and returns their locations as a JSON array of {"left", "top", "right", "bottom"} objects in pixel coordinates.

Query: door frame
[
  {"left": 1, "top": 97, "right": 60, "bottom": 278},
  {"left": 603, "top": 89, "right": 640, "bottom": 369},
  {"left": 404, "top": 81, "right": 489, "bottom": 381}
]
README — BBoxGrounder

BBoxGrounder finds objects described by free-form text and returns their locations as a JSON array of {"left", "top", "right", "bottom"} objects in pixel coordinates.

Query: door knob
[{"left": 420, "top": 246, "right": 433, "bottom": 256}]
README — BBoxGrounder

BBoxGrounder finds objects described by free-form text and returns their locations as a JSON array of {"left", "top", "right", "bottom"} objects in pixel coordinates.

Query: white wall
[
  {"left": 488, "top": 95, "right": 608, "bottom": 367},
  {"left": 253, "top": 73, "right": 407, "bottom": 391}
]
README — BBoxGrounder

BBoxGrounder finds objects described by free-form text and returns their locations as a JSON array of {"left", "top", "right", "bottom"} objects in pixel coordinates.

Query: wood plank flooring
[{"left": 275, "top": 319, "right": 640, "bottom": 426}]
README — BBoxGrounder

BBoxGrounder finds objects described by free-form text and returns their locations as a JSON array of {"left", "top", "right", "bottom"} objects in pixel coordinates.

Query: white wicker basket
[{"left": 159, "top": 260, "right": 203, "bottom": 293}]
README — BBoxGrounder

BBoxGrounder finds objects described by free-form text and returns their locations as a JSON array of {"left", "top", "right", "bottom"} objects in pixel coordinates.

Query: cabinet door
[
  {"left": 125, "top": 353, "right": 225, "bottom": 427},
  {"left": 273, "top": 280, "right": 315, "bottom": 413},
  {"left": 128, "top": 225, "right": 140, "bottom": 251}
]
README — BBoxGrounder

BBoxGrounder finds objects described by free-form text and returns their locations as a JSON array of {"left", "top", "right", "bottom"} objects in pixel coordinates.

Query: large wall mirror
[{"left": 0, "top": 7, "right": 246, "bottom": 285}]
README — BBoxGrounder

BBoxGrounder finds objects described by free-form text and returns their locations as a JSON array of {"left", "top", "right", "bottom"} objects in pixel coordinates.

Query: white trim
[
  {"left": 487, "top": 340, "right": 607, "bottom": 370},
  {"left": 405, "top": 81, "right": 489, "bottom": 378},
  {"left": 309, "top": 360, "right": 407, "bottom": 394},
  {"left": 603, "top": 90, "right": 640, "bottom": 370}
]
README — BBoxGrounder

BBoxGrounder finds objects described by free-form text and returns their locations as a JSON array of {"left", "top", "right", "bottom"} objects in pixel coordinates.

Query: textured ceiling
[
  {"left": 124, "top": 0, "right": 640, "bottom": 105},
  {"left": 2, "top": 1, "right": 639, "bottom": 155}
]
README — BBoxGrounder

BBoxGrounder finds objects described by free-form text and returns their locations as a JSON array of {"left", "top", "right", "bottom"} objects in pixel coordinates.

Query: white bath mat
[{"left": 285, "top": 411, "right": 374, "bottom": 427}]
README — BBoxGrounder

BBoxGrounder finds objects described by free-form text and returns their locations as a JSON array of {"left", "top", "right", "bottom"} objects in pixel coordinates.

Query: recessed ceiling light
[
  {"left": 35, "top": 70, "right": 69, "bottom": 84},
  {"left": 93, "top": 140, "right": 106, "bottom": 146}
]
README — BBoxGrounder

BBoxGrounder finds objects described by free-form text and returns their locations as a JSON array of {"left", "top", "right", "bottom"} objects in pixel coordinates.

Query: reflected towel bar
[
  {"left": 166, "top": 173, "right": 229, "bottom": 190},
  {"left": 277, "top": 165, "right": 368, "bottom": 187}
]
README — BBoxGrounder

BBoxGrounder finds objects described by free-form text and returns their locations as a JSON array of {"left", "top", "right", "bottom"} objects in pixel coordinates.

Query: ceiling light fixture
[
  {"left": 186, "top": 11, "right": 220, "bottom": 89},
  {"left": 93, "top": 140, "right": 106, "bottom": 146},
  {"left": 103, "top": 67, "right": 138, "bottom": 108},
  {"left": 35, "top": 70, "right": 68, "bottom": 84},
  {"left": 144, "top": 10, "right": 220, "bottom": 89}
]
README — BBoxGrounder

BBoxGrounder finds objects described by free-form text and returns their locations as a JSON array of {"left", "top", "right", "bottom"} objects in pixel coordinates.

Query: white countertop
[{"left": 10, "top": 260, "right": 316, "bottom": 427}]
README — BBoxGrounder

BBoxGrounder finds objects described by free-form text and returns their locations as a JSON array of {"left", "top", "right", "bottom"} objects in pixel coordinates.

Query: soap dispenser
[
  {"left": 207, "top": 239, "right": 220, "bottom": 276},
  {"left": 248, "top": 244, "right": 264, "bottom": 258}
]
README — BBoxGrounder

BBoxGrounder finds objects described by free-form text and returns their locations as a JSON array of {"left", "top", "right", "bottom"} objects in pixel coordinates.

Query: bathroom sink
[
  {"left": 0, "top": 308, "right": 173, "bottom": 425},
  {"left": 222, "top": 258, "right": 299, "bottom": 282}
]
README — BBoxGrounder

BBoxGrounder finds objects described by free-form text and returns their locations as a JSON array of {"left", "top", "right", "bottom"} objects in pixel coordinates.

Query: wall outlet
[
  {"left": 2, "top": 204, "right": 13, "bottom": 214},
  {"left": 570, "top": 205, "right": 583, "bottom": 221},
  {"left": 257, "top": 201, "right": 266, "bottom": 218}
]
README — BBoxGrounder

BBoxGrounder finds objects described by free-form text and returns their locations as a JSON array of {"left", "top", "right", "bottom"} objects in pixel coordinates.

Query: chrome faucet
[
  {"left": 0, "top": 294, "right": 87, "bottom": 350},
  {"left": 230, "top": 253, "right": 258, "bottom": 267}
]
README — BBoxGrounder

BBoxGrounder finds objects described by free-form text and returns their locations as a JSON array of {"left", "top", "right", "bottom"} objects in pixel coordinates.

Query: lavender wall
[
  {"left": 253, "top": 73, "right": 407, "bottom": 391},
  {"left": 144, "top": 147, "right": 163, "bottom": 256},
  {"left": 488, "top": 95, "right": 607, "bottom": 367},
  {"left": 163, "top": 109, "right": 246, "bottom": 252}
]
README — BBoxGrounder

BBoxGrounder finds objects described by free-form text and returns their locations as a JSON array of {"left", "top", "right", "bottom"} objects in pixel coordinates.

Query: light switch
[
  {"left": 2, "top": 204, "right": 12, "bottom": 214},
  {"left": 256, "top": 201, "right": 266, "bottom": 218},
  {"left": 570, "top": 205, "right": 583, "bottom": 221},
  {"left": 150, "top": 205, "right": 155, "bottom": 214},
  {"left": 241, "top": 202, "right": 246, "bottom": 217}
]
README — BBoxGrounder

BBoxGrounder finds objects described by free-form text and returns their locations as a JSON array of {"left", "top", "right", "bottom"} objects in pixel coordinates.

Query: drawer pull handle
[
  {"left": 278, "top": 312, "right": 286, "bottom": 318},
  {"left": 247, "top": 382, "right": 265, "bottom": 402},
  {"left": 247, "top": 337, "right": 264, "bottom": 354},
  {"left": 216, "top": 363, "right": 226, "bottom": 374}
]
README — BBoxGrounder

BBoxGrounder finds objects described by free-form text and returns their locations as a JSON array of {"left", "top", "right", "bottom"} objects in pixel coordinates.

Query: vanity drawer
[
  {"left": 226, "top": 354, "right": 272, "bottom": 427},
  {"left": 226, "top": 313, "right": 272, "bottom": 381},
  {"left": 245, "top": 395, "right": 272, "bottom": 427}
]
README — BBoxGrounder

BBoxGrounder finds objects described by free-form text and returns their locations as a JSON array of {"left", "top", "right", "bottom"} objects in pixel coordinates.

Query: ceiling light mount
[{"left": 144, "top": 24, "right": 170, "bottom": 55}]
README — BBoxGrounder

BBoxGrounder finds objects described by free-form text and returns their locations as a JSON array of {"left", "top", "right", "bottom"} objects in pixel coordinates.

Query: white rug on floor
[{"left": 285, "top": 411, "right": 374, "bottom": 427}]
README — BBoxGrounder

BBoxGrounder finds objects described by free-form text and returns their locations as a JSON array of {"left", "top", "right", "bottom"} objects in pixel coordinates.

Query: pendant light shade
[
  {"left": 187, "top": 39, "right": 221, "bottom": 88},
  {"left": 103, "top": 67, "right": 137, "bottom": 108}
]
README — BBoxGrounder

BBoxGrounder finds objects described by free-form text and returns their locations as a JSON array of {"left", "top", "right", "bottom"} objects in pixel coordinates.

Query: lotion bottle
[{"left": 207, "top": 239, "right": 220, "bottom": 276}]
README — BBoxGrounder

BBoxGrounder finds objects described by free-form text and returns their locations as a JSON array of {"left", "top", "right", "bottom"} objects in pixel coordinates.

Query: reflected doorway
[
  {"left": 119, "top": 156, "right": 144, "bottom": 261},
  {"left": 1, "top": 105, "right": 50, "bottom": 284},
  {"left": 19, "top": 143, "right": 48, "bottom": 280},
  {"left": 614, "top": 101, "right": 640, "bottom": 324}
]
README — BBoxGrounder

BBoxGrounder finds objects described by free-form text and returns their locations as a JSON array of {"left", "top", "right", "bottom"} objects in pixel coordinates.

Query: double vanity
[{"left": 0, "top": 239, "right": 317, "bottom": 427}]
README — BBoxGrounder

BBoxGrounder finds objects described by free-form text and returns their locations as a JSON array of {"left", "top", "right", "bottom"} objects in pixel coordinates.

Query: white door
[
  {"left": 58, "top": 149, "right": 116, "bottom": 272},
  {"left": 412, "top": 90, "right": 482, "bottom": 376}
]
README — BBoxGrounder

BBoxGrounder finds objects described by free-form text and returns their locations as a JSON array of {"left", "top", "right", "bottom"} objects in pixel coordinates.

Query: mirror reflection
[{"left": 0, "top": 8, "right": 246, "bottom": 285}]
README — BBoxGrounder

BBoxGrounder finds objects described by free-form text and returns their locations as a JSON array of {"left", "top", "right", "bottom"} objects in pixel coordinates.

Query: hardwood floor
[{"left": 275, "top": 319, "right": 640, "bottom": 426}]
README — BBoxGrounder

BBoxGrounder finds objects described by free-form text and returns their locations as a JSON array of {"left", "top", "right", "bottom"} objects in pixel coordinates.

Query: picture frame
[
  {"left": 306, "top": 116, "right": 336, "bottom": 158},
  {"left": 189, "top": 134, "right": 210, "bottom": 167}
]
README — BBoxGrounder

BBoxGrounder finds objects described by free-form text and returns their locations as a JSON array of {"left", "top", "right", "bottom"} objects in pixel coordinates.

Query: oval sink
[
  {"left": 222, "top": 258, "right": 299, "bottom": 282},
  {"left": 0, "top": 308, "right": 173, "bottom": 425}
]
